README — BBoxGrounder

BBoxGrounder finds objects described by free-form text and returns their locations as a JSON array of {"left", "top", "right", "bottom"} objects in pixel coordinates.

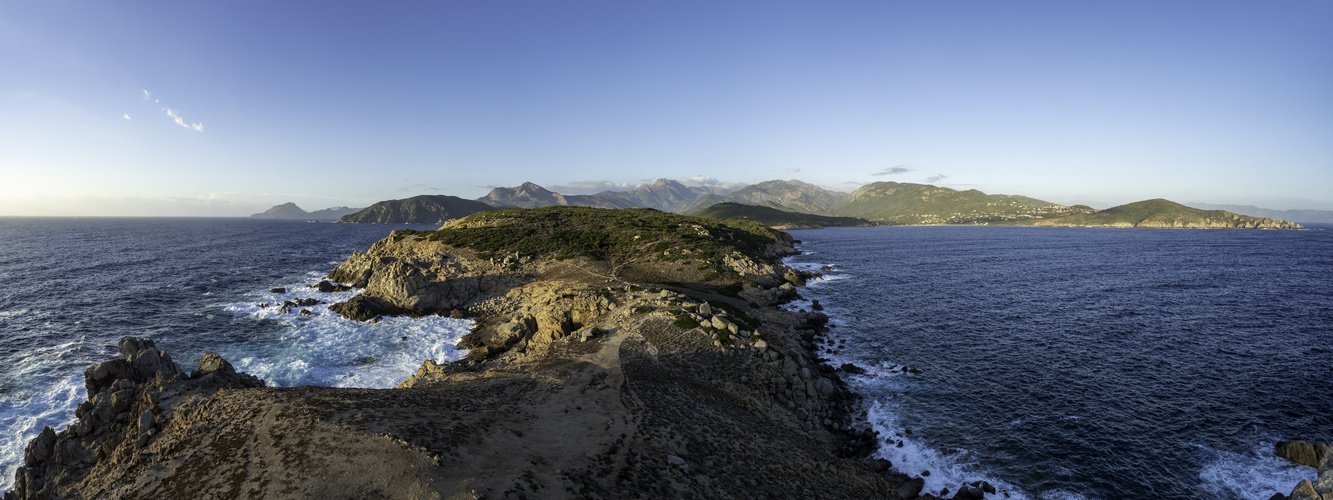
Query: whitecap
[
  {"left": 1197, "top": 440, "right": 1315, "bottom": 500},
  {"left": 223, "top": 283, "right": 471, "bottom": 389}
]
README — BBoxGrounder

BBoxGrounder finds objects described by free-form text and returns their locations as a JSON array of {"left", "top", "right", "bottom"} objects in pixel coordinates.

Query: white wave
[
  {"left": 0, "top": 308, "right": 28, "bottom": 319},
  {"left": 0, "top": 371, "right": 85, "bottom": 493},
  {"left": 866, "top": 401, "right": 1036, "bottom": 499},
  {"left": 223, "top": 283, "right": 471, "bottom": 389},
  {"left": 1197, "top": 440, "right": 1315, "bottom": 500}
]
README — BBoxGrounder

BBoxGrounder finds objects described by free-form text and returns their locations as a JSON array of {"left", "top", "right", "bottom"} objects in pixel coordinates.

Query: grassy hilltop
[
  {"left": 691, "top": 202, "right": 875, "bottom": 229},
  {"left": 391, "top": 205, "right": 792, "bottom": 285},
  {"left": 831, "top": 181, "right": 1074, "bottom": 224},
  {"left": 1022, "top": 199, "right": 1303, "bottom": 229},
  {"left": 339, "top": 194, "right": 494, "bottom": 224}
]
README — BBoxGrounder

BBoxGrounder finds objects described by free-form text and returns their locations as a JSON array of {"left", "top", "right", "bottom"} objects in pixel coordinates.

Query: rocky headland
[{"left": 9, "top": 206, "right": 965, "bottom": 499}]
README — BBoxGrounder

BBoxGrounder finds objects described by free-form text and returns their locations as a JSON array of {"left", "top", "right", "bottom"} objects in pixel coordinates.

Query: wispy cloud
[
  {"left": 546, "top": 180, "right": 641, "bottom": 195},
  {"left": 873, "top": 165, "right": 912, "bottom": 176},
  {"left": 398, "top": 183, "right": 442, "bottom": 193},
  {"left": 165, "top": 108, "right": 204, "bottom": 131},
  {"left": 786, "top": 167, "right": 801, "bottom": 173},
  {"left": 142, "top": 89, "right": 203, "bottom": 132},
  {"left": 925, "top": 174, "right": 948, "bottom": 183},
  {"left": 679, "top": 175, "right": 748, "bottom": 190},
  {"left": 122, "top": 114, "right": 131, "bottom": 120}
]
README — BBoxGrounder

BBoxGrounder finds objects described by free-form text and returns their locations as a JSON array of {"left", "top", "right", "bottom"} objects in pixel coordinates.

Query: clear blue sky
[{"left": 2, "top": 1, "right": 1330, "bottom": 215}]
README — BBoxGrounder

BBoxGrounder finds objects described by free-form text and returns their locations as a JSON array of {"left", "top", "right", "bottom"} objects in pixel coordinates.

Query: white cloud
[
  {"left": 679, "top": 175, "right": 722, "bottom": 186},
  {"left": 873, "top": 165, "right": 912, "bottom": 176},
  {"left": 546, "top": 180, "right": 641, "bottom": 195},
  {"left": 164, "top": 108, "right": 204, "bottom": 131},
  {"left": 122, "top": 114, "right": 131, "bottom": 120},
  {"left": 142, "top": 89, "right": 204, "bottom": 131},
  {"left": 679, "top": 176, "right": 748, "bottom": 190}
]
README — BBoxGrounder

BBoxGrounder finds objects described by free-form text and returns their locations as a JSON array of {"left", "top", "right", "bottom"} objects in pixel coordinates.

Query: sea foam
[{"left": 222, "top": 279, "right": 471, "bottom": 389}]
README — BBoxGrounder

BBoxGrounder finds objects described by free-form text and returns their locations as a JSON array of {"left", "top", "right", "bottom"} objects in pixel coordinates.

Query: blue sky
[{"left": 2, "top": 1, "right": 1330, "bottom": 215}]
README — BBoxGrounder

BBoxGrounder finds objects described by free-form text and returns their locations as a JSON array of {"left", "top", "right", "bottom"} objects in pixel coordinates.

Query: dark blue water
[
  {"left": 784, "top": 225, "right": 1333, "bottom": 500},
  {"left": 0, "top": 217, "right": 470, "bottom": 492}
]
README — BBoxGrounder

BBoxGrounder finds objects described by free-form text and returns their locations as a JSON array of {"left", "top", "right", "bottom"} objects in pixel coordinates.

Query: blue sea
[
  {"left": 784, "top": 225, "right": 1333, "bottom": 500},
  {"left": 1, "top": 219, "right": 1330, "bottom": 498},
  {"left": 0, "top": 218, "right": 472, "bottom": 492}
]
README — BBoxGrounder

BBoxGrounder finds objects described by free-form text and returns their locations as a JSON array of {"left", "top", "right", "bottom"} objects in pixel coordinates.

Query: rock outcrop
[
  {"left": 7, "top": 338, "right": 262, "bottom": 500},
  {"left": 1275, "top": 441, "right": 1333, "bottom": 500}
]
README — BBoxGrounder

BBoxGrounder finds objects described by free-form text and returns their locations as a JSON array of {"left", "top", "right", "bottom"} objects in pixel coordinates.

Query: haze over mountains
[
  {"left": 248, "top": 177, "right": 1311, "bottom": 228},
  {"left": 1185, "top": 203, "right": 1333, "bottom": 224},
  {"left": 249, "top": 203, "right": 362, "bottom": 221}
]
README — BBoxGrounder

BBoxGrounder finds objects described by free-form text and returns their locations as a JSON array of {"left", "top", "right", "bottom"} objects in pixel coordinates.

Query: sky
[{"left": 2, "top": 1, "right": 1330, "bottom": 216}]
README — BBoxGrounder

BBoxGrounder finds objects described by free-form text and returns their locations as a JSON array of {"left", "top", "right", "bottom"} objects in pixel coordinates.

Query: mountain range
[
  {"left": 1184, "top": 203, "right": 1333, "bottom": 224},
  {"left": 249, "top": 203, "right": 363, "bottom": 221},
  {"left": 248, "top": 178, "right": 1305, "bottom": 229}
]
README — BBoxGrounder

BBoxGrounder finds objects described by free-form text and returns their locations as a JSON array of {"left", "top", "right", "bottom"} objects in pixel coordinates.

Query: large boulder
[
  {"left": 84, "top": 337, "right": 184, "bottom": 397},
  {"left": 1278, "top": 441, "right": 1325, "bottom": 468}
]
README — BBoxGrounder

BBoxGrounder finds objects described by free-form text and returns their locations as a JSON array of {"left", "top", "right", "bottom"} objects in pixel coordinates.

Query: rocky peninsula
[{"left": 9, "top": 207, "right": 965, "bottom": 499}]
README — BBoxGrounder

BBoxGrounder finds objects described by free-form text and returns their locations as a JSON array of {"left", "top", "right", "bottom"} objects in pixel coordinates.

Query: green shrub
[{"left": 673, "top": 315, "right": 700, "bottom": 329}]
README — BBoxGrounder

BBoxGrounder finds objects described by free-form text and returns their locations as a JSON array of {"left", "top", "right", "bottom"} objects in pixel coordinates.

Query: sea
[
  {"left": 784, "top": 224, "right": 1333, "bottom": 500},
  {"left": 0, "top": 217, "right": 470, "bottom": 493},
  {"left": 0, "top": 218, "right": 1329, "bottom": 499}
]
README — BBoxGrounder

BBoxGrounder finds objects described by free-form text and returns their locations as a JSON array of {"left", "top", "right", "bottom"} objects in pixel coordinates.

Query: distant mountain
[
  {"left": 251, "top": 203, "right": 362, "bottom": 221},
  {"left": 1024, "top": 199, "right": 1302, "bottom": 229},
  {"left": 477, "top": 182, "right": 639, "bottom": 209},
  {"left": 679, "top": 180, "right": 848, "bottom": 215},
  {"left": 597, "top": 178, "right": 725, "bottom": 212},
  {"left": 691, "top": 202, "right": 875, "bottom": 230},
  {"left": 1185, "top": 203, "right": 1333, "bottom": 224},
  {"left": 339, "top": 195, "right": 494, "bottom": 224},
  {"left": 832, "top": 182, "right": 1064, "bottom": 224}
]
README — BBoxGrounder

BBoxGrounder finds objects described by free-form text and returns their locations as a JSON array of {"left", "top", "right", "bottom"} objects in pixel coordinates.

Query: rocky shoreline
[
  {"left": 7, "top": 207, "right": 967, "bottom": 499},
  {"left": 1273, "top": 441, "right": 1333, "bottom": 500}
]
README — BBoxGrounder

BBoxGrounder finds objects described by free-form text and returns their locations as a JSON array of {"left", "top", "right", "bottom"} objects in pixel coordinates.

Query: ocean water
[
  {"left": 0, "top": 218, "right": 471, "bottom": 493},
  {"left": 3, "top": 219, "right": 1329, "bottom": 498},
  {"left": 784, "top": 225, "right": 1333, "bottom": 500}
]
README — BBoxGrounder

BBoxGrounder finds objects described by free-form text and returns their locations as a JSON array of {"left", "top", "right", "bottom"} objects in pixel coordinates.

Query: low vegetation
[
  {"left": 690, "top": 202, "right": 875, "bottom": 229},
  {"left": 394, "top": 206, "right": 785, "bottom": 264}
]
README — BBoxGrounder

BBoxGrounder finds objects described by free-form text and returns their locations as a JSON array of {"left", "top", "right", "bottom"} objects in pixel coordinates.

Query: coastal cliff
[{"left": 9, "top": 207, "right": 947, "bottom": 499}]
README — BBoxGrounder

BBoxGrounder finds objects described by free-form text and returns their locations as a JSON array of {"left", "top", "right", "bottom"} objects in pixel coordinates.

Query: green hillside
[
  {"left": 339, "top": 195, "right": 495, "bottom": 224},
  {"left": 691, "top": 202, "right": 875, "bottom": 229},
  {"left": 832, "top": 182, "right": 1070, "bottom": 224},
  {"left": 1024, "top": 199, "right": 1303, "bottom": 229}
]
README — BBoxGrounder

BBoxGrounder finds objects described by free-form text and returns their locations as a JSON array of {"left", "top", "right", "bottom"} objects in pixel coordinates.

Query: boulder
[
  {"left": 483, "top": 320, "right": 529, "bottom": 348},
  {"left": 313, "top": 280, "right": 353, "bottom": 293},
  {"left": 710, "top": 316, "right": 729, "bottom": 330},
  {"left": 138, "top": 409, "right": 154, "bottom": 432},
  {"left": 1289, "top": 480, "right": 1319, "bottom": 500},
  {"left": 839, "top": 363, "right": 867, "bottom": 375},
  {"left": 815, "top": 377, "right": 837, "bottom": 398},
  {"left": 951, "top": 485, "right": 984, "bottom": 499},
  {"left": 85, "top": 338, "right": 184, "bottom": 397},
  {"left": 269, "top": 287, "right": 286, "bottom": 293},
  {"left": 1277, "top": 441, "right": 1323, "bottom": 468},
  {"left": 864, "top": 458, "right": 891, "bottom": 473},
  {"left": 23, "top": 427, "right": 56, "bottom": 465},
  {"left": 329, "top": 295, "right": 404, "bottom": 322}
]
